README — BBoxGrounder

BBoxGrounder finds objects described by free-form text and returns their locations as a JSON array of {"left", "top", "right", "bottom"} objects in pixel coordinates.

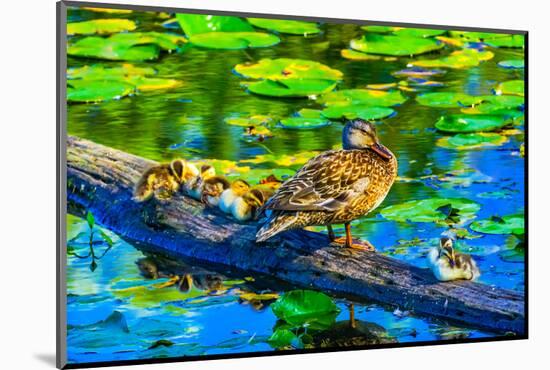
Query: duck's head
[
  {"left": 200, "top": 164, "right": 216, "bottom": 180},
  {"left": 230, "top": 179, "right": 251, "bottom": 196},
  {"left": 201, "top": 176, "right": 230, "bottom": 201},
  {"left": 439, "top": 237, "right": 456, "bottom": 267},
  {"left": 342, "top": 119, "right": 392, "bottom": 160},
  {"left": 169, "top": 159, "right": 187, "bottom": 183},
  {"left": 242, "top": 188, "right": 266, "bottom": 210}
]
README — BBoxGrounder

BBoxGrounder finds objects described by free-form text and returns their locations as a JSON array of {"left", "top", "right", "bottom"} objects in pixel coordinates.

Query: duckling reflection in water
[
  {"left": 428, "top": 238, "right": 480, "bottom": 281},
  {"left": 134, "top": 159, "right": 199, "bottom": 202}
]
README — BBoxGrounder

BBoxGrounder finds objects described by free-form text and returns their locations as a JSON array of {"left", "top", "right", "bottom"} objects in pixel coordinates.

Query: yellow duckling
[
  {"left": 184, "top": 164, "right": 216, "bottom": 200},
  {"left": 201, "top": 176, "right": 231, "bottom": 207},
  {"left": 134, "top": 159, "right": 197, "bottom": 202},
  {"left": 231, "top": 187, "right": 273, "bottom": 222},
  {"left": 219, "top": 179, "right": 251, "bottom": 214},
  {"left": 428, "top": 237, "right": 480, "bottom": 281}
]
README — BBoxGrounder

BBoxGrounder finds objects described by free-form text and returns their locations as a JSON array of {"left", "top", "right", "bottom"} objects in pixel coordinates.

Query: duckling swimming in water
[
  {"left": 134, "top": 159, "right": 198, "bottom": 202},
  {"left": 231, "top": 187, "right": 273, "bottom": 222},
  {"left": 201, "top": 176, "right": 231, "bottom": 207},
  {"left": 428, "top": 238, "right": 480, "bottom": 281},
  {"left": 184, "top": 164, "right": 216, "bottom": 200},
  {"left": 219, "top": 179, "right": 251, "bottom": 214}
]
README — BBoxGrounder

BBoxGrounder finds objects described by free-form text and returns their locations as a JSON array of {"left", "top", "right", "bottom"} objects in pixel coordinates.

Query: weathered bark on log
[{"left": 66, "top": 135, "right": 525, "bottom": 334}]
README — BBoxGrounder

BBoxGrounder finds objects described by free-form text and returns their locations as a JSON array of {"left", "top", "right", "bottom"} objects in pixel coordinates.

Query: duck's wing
[{"left": 263, "top": 150, "right": 371, "bottom": 212}]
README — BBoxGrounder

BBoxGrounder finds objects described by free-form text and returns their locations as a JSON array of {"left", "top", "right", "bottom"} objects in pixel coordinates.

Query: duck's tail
[{"left": 256, "top": 212, "right": 297, "bottom": 242}]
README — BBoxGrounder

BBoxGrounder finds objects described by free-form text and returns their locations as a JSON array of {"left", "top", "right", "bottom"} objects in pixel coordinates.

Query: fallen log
[{"left": 66, "top": 135, "right": 525, "bottom": 335}]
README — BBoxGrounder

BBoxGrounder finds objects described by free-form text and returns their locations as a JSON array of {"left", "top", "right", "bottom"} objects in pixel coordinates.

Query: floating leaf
[
  {"left": 321, "top": 105, "right": 394, "bottom": 121},
  {"left": 411, "top": 49, "right": 494, "bottom": 69},
  {"left": 296, "top": 108, "right": 323, "bottom": 118},
  {"left": 485, "top": 35, "right": 524, "bottom": 48},
  {"left": 271, "top": 290, "right": 340, "bottom": 330},
  {"left": 189, "top": 32, "right": 280, "bottom": 49},
  {"left": 268, "top": 329, "right": 303, "bottom": 349},
  {"left": 67, "top": 19, "right": 136, "bottom": 35},
  {"left": 416, "top": 92, "right": 485, "bottom": 108},
  {"left": 176, "top": 13, "right": 253, "bottom": 36},
  {"left": 225, "top": 114, "right": 274, "bottom": 127},
  {"left": 350, "top": 33, "right": 443, "bottom": 56},
  {"left": 436, "top": 133, "right": 508, "bottom": 150},
  {"left": 235, "top": 58, "right": 342, "bottom": 97},
  {"left": 434, "top": 114, "right": 513, "bottom": 133},
  {"left": 448, "top": 31, "right": 509, "bottom": 42},
  {"left": 341, "top": 49, "right": 381, "bottom": 61},
  {"left": 319, "top": 89, "right": 406, "bottom": 107},
  {"left": 241, "top": 151, "right": 318, "bottom": 167},
  {"left": 495, "top": 80, "right": 524, "bottom": 97},
  {"left": 67, "top": 76, "right": 134, "bottom": 103},
  {"left": 247, "top": 18, "right": 320, "bottom": 35},
  {"left": 498, "top": 59, "right": 524, "bottom": 69},
  {"left": 235, "top": 58, "right": 343, "bottom": 81},
  {"left": 82, "top": 7, "right": 132, "bottom": 14},
  {"left": 360, "top": 25, "right": 398, "bottom": 33},
  {"left": 279, "top": 117, "right": 331, "bottom": 129},
  {"left": 239, "top": 292, "right": 280, "bottom": 301},
  {"left": 470, "top": 214, "right": 524, "bottom": 235},
  {"left": 245, "top": 79, "right": 338, "bottom": 97},
  {"left": 68, "top": 32, "right": 185, "bottom": 61},
  {"left": 392, "top": 67, "right": 446, "bottom": 78},
  {"left": 380, "top": 198, "right": 480, "bottom": 223},
  {"left": 393, "top": 28, "right": 446, "bottom": 38}
]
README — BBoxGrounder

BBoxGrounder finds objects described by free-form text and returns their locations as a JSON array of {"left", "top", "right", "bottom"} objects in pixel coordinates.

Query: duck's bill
[{"left": 370, "top": 142, "right": 392, "bottom": 160}]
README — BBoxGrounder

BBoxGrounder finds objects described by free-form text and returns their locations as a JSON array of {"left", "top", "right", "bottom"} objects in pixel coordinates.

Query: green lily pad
[
  {"left": 485, "top": 35, "right": 524, "bottom": 48},
  {"left": 235, "top": 58, "right": 343, "bottom": 81},
  {"left": 436, "top": 133, "right": 508, "bottom": 150},
  {"left": 176, "top": 13, "right": 254, "bottom": 36},
  {"left": 271, "top": 290, "right": 340, "bottom": 330},
  {"left": 380, "top": 198, "right": 480, "bottom": 223},
  {"left": 460, "top": 95, "right": 524, "bottom": 114},
  {"left": 341, "top": 49, "right": 382, "bottom": 61},
  {"left": 360, "top": 25, "right": 398, "bottom": 33},
  {"left": 296, "top": 108, "right": 323, "bottom": 118},
  {"left": 268, "top": 329, "right": 303, "bottom": 349},
  {"left": 411, "top": 49, "right": 494, "bottom": 69},
  {"left": 435, "top": 114, "right": 512, "bottom": 133},
  {"left": 225, "top": 114, "right": 274, "bottom": 127},
  {"left": 68, "top": 32, "right": 186, "bottom": 61},
  {"left": 67, "top": 79, "right": 135, "bottom": 103},
  {"left": 470, "top": 214, "right": 524, "bottom": 235},
  {"left": 350, "top": 33, "right": 443, "bottom": 56},
  {"left": 279, "top": 117, "right": 331, "bottom": 130},
  {"left": 189, "top": 31, "right": 280, "bottom": 49},
  {"left": 235, "top": 58, "right": 342, "bottom": 97},
  {"left": 319, "top": 89, "right": 406, "bottom": 107},
  {"left": 321, "top": 105, "right": 395, "bottom": 121},
  {"left": 67, "top": 64, "right": 156, "bottom": 79},
  {"left": 393, "top": 28, "right": 446, "bottom": 38},
  {"left": 416, "top": 92, "right": 486, "bottom": 108},
  {"left": 247, "top": 18, "right": 320, "bottom": 35},
  {"left": 498, "top": 59, "right": 524, "bottom": 69},
  {"left": 245, "top": 79, "right": 338, "bottom": 97},
  {"left": 495, "top": 80, "right": 524, "bottom": 97},
  {"left": 67, "top": 19, "right": 136, "bottom": 35},
  {"left": 448, "top": 31, "right": 508, "bottom": 42}
]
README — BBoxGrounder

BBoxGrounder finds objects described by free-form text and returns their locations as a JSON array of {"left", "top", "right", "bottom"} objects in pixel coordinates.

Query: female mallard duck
[
  {"left": 183, "top": 164, "right": 216, "bottom": 200},
  {"left": 428, "top": 237, "right": 480, "bottom": 281},
  {"left": 256, "top": 119, "right": 397, "bottom": 250},
  {"left": 219, "top": 179, "right": 251, "bottom": 213},
  {"left": 134, "top": 159, "right": 198, "bottom": 202},
  {"left": 201, "top": 176, "right": 231, "bottom": 207},
  {"left": 231, "top": 187, "right": 273, "bottom": 222}
]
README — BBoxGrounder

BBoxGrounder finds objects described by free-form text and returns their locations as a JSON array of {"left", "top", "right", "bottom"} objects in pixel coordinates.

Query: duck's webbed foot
[{"left": 331, "top": 222, "right": 375, "bottom": 251}]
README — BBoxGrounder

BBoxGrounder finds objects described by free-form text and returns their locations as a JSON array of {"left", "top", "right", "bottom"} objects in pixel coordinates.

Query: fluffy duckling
[
  {"left": 201, "top": 176, "right": 231, "bottom": 207},
  {"left": 231, "top": 187, "right": 273, "bottom": 222},
  {"left": 428, "top": 238, "right": 480, "bottom": 281},
  {"left": 134, "top": 159, "right": 196, "bottom": 202},
  {"left": 219, "top": 179, "right": 251, "bottom": 214},
  {"left": 184, "top": 164, "right": 216, "bottom": 200}
]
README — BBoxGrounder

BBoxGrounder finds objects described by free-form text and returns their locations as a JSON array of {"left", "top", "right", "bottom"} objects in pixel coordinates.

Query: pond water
[{"left": 66, "top": 8, "right": 524, "bottom": 365}]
